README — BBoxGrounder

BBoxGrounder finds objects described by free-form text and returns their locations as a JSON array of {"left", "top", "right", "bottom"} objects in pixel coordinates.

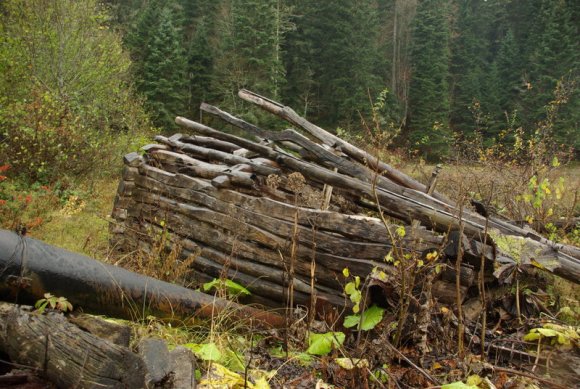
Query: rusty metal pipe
[{"left": 0, "top": 230, "right": 284, "bottom": 327}]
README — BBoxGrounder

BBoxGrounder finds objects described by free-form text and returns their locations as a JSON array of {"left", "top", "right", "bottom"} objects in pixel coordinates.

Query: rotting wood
[
  {"left": 235, "top": 91, "right": 580, "bottom": 267},
  {"left": 173, "top": 116, "right": 580, "bottom": 283},
  {"left": 237, "top": 89, "right": 444, "bottom": 201},
  {"left": 0, "top": 302, "right": 147, "bottom": 389}
]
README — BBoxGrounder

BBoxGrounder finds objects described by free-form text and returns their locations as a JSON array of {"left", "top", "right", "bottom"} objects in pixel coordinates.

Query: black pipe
[{"left": 0, "top": 230, "right": 284, "bottom": 327}]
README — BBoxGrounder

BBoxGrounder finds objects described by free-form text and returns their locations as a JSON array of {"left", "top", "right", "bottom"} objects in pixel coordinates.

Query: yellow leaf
[
  {"left": 466, "top": 374, "right": 482, "bottom": 386},
  {"left": 335, "top": 358, "right": 369, "bottom": 370},
  {"left": 198, "top": 363, "right": 244, "bottom": 388}
]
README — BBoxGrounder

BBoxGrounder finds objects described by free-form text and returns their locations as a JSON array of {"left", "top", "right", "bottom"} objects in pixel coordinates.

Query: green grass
[{"left": 30, "top": 179, "right": 118, "bottom": 259}]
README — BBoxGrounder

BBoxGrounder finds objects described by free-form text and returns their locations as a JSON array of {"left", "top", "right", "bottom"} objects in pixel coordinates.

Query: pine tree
[
  {"left": 450, "top": 0, "right": 493, "bottom": 137},
  {"left": 495, "top": 29, "right": 522, "bottom": 114},
  {"left": 282, "top": 0, "right": 318, "bottom": 118},
  {"left": 407, "top": 0, "right": 452, "bottom": 159},
  {"left": 518, "top": 0, "right": 578, "bottom": 149},
  {"left": 283, "top": 0, "right": 383, "bottom": 127}
]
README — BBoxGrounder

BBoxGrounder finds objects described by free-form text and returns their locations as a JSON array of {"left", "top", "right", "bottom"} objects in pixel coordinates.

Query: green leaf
[
  {"left": 349, "top": 289, "right": 362, "bottom": 304},
  {"left": 183, "top": 342, "right": 222, "bottom": 361},
  {"left": 396, "top": 226, "right": 406, "bottom": 238},
  {"left": 222, "top": 348, "right": 246, "bottom": 372},
  {"left": 343, "top": 314, "right": 361, "bottom": 328},
  {"left": 342, "top": 268, "right": 350, "bottom": 277},
  {"left": 466, "top": 375, "right": 482, "bottom": 386},
  {"left": 523, "top": 332, "right": 541, "bottom": 341},
  {"left": 536, "top": 328, "right": 559, "bottom": 337},
  {"left": 344, "top": 282, "right": 356, "bottom": 295},
  {"left": 203, "top": 278, "right": 251, "bottom": 296},
  {"left": 291, "top": 352, "right": 313, "bottom": 365},
  {"left": 306, "top": 332, "right": 345, "bottom": 356},
  {"left": 359, "top": 305, "right": 385, "bottom": 331}
]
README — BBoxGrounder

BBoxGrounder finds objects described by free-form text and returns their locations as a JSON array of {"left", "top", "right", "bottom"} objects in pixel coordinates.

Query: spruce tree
[
  {"left": 450, "top": 0, "right": 493, "bottom": 137},
  {"left": 283, "top": 0, "right": 383, "bottom": 127},
  {"left": 408, "top": 0, "right": 452, "bottom": 159},
  {"left": 212, "top": 0, "right": 291, "bottom": 113},
  {"left": 524, "top": 0, "right": 578, "bottom": 145},
  {"left": 140, "top": 5, "right": 188, "bottom": 129},
  {"left": 186, "top": 17, "right": 214, "bottom": 118}
]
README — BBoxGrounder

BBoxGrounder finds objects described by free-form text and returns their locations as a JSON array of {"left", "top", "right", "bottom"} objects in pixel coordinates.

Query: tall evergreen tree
[
  {"left": 139, "top": 4, "right": 188, "bottom": 129},
  {"left": 186, "top": 17, "right": 214, "bottom": 118},
  {"left": 495, "top": 29, "right": 522, "bottom": 114},
  {"left": 450, "top": 0, "right": 497, "bottom": 137},
  {"left": 212, "top": 0, "right": 291, "bottom": 113},
  {"left": 407, "top": 0, "right": 452, "bottom": 159},
  {"left": 523, "top": 0, "right": 578, "bottom": 147},
  {"left": 284, "top": 0, "right": 383, "bottom": 127}
]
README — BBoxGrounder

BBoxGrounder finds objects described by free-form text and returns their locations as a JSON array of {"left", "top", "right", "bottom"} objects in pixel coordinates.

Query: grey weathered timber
[
  {"left": 237, "top": 89, "right": 444, "bottom": 200},
  {"left": 0, "top": 303, "right": 146, "bottom": 389},
  {"left": 174, "top": 116, "right": 580, "bottom": 284}
]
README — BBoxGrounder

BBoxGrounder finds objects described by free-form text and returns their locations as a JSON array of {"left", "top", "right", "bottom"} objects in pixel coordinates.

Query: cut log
[{"left": 237, "top": 89, "right": 446, "bottom": 201}]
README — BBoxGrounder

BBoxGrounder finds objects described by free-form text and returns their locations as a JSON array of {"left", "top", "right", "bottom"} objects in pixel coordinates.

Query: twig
[
  {"left": 493, "top": 366, "right": 569, "bottom": 389},
  {"left": 456, "top": 187, "right": 465, "bottom": 358},
  {"left": 385, "top": 341, "right": 440, "bottom": 386}
]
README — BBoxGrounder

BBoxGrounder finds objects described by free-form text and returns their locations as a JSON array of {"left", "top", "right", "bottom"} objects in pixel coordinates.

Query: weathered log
[
  {"left": 178, "top": 134, "right": 242, "bottom": 153},
  {"left": 232, "top": 92, "right": 580, "bottom": 264},
  {"left": 131, "top": 165, "right": 447, "bottom": 264},
  {"left": 237, "top": 89, "right": 446, "bottom": 201},
  {"left": 0, "top": 302, "right": 146, "bottom": 389},
  {"left": 155, "top": 134, "right": 279, "bottom": 176},
  {"left": 148, "top": 149, "right": 257, "bottom": 187},
  {"left": 0, "top": 230, "right": 285, "bottom": 327},
  {"left": 68, "top": 313, "right": 132, "bottom": 347}
]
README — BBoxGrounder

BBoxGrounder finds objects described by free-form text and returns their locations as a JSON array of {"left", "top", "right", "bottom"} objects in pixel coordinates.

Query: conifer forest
[{"left": 115, "top": 0, "right": 579, "bottom": 159}]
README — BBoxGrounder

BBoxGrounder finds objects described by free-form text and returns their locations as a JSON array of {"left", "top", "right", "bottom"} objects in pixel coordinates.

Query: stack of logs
[{"left": 110, "top": 89, "right": 580, "bottom": 310}]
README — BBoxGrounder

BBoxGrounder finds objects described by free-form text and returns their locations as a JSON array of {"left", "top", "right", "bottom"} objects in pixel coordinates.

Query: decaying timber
[
  {"left": 110, "top": 90, "right": 579, "bottom": 311},
  {"left": 0, "top": 302, "right": 147, "bottom": 389},
  {"left": 0, "top": 302, "right": 198, "bottom": 389}
]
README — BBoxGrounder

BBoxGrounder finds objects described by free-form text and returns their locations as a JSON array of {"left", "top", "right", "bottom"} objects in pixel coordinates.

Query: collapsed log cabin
[{"left": 110, "top": 90, "right": 580, "bottom": 312}]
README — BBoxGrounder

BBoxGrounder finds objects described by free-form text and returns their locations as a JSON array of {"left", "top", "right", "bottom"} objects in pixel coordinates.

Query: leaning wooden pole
[
  {"left": 0, "top": 230, "right": 285, "bottom": 328},
  {"left": 237, "top": 89, "right": 450, "bottom": 203}
]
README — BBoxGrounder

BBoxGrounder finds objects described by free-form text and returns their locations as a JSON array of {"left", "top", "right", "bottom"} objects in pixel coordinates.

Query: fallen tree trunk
[
  {"left": 0, "top": 230, "right": 284, "bottom": 327},
  {"left": 237, "top": 89, "right": 444, "bottom": 201}
]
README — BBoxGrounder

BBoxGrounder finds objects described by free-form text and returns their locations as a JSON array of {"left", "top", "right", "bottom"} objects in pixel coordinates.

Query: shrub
[{"left": 0, "top": 0, "right": 154, "bottom": 185}]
